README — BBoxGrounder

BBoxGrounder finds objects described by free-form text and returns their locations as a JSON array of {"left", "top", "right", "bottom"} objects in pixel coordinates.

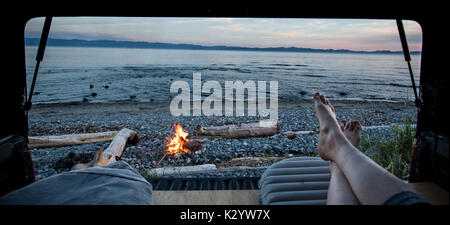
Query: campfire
[
  {"left": 155, "top": 121, "right": 276, "bottom": 166},
  {"left": 166, "top": 123, "right": 190, "bottom": 155},
  {"left": 157, "top": 123, "right": 201, "bottom": 166}
]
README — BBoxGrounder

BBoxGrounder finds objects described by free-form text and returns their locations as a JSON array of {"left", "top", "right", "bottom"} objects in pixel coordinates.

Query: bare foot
[
  {"left": 330, "top": 119, "right": 362, "bottom": 175},
  {"left": 314, "top": 92, "right": 350, "bottom": 161},
  {"left": 340, "top": 119, "right": 362, "bottom": 147},
  {"left": 331, "top": 120, "right": 361, "bottom": 175}
]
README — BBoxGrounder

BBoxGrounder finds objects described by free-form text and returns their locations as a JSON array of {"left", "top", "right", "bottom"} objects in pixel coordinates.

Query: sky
[{"left": 25, "top": 17, "right": 423, "bottom": 52}]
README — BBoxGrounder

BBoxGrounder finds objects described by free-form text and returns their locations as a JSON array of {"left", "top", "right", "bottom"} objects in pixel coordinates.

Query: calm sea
[{"left": 25, "top": 46, "right": 421, "bottom": 104}]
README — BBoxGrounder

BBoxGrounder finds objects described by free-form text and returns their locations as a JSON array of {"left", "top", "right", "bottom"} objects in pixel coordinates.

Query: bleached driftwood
[
  {"left": 71, "top": 147, "right": 107, "bottom": 170},
  {"left": 215, "top": 156, "right": 287, "bottom": 168},
  {"left": 281, "top": 130, "right": 316, "bottom": 139},
  {"left": 195, "top": 120, "right": 277, "bottom": 138},
  {"left": 147, "top": 164, "right": 270, "bottom": 177},
  {"left": 147, "top": 164, "right": 217, "bottom": 177},
  {"left": 71, "top": 128, "right": 139, "bottom": 170},
  {"left": 28, "top": 131, "right": 119, "bottom": 149},
  {"left": 99, "top": 128, "right": 139, "bottom": 166}
]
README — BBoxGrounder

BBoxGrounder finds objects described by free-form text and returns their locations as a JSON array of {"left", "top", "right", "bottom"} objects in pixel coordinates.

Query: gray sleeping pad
[
  {"left": 259, "top": 157, "right": 330, "bottom": 205},
  {"left": 0, "top": 161, "right": 152, "bottom": 205}
]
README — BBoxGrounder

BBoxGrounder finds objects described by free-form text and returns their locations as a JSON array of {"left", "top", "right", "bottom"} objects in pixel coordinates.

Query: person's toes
[
  {"left": 353, "top": 120, "right": 360, "bottom": 131},
  {"left": 339, "top": 122, "right": 345, "bottom": 131},
  {"left": 314, "top": 92, "right": 337, "bottom": 122},
  {"left": 353, "top": 120, "right": 362, "bottom": 132},
  {"left": 349, "top": 119, "right": 356, "bottom": 131},
  {"left": 314, "top": 93, "right": 324, "bottom": 108},
  {"left": 314, "top": 93, "right": 329, "bottom": 113},
  {"left": 323, "top": 95, "right": 335, "bottom": 112},
  {"left": 314, "top": 92, "right": 320, "bottom": 100},
  {"left": 314, "top": 94, "right": 321, "bottom": 108},
  {"left": 314, "top": 92, "right": 322, "bottom": 102},
  {"left": 327, "top": 100, "right": 335, "bottom": 112},
  {"left": 320, "top": 94, "right": 326, "bottom": 104}
]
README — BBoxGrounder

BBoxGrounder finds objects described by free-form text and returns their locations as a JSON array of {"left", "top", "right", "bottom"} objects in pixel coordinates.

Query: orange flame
[{"left": 165, "top": 123, "right": 190, "bottom": 154}]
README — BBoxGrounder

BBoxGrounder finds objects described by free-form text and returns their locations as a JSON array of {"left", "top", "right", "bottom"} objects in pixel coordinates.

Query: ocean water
[{"left": 25, "top": 46, "right": 421, "bottom": 104}]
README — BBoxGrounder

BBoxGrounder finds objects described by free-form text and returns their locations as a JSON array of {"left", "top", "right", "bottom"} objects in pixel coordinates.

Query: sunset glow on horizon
[{"left": 25, "top": 17, "right": 423, "bottom": 52}]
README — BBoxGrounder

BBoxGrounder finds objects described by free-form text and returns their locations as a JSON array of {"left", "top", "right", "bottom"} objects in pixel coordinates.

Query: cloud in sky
[{"left": 25, "top": 17, "right": 422, "bottom": 51}]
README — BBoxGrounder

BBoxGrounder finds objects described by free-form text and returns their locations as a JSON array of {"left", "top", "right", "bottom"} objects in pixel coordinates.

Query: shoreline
[
  {"left": 25, "top": 38, "right": 422, "bottom": 55},
  {"left": 29, "top": 98, "right": 416, "bottom": 117}
]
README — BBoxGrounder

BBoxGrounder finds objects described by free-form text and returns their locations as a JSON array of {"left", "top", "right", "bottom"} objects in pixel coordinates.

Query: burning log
[
  {"left": 157, "top": 124, "right": 202, "bottom": 166},
  {"left": 28, "top": 131, "right": 119, "bottom": 149},
  {"left": 195, "top": 120, "right": 277, "bottom": 138},
  {"left": 71, "top": 128, "right": 139, "bottom": 170},
  {"left": 184, "top": 139, "right": 203, "bottom": 152}
]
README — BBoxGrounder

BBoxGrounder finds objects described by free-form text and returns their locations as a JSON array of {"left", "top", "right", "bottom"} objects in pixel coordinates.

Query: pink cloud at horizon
[{"left": 25, "top": 17, "right": 423, "bottom": 52}]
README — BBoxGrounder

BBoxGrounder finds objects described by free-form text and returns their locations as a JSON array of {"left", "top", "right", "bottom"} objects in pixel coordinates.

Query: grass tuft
[{"left": 359, "top": 118, "right": 415, "bottom": 180}]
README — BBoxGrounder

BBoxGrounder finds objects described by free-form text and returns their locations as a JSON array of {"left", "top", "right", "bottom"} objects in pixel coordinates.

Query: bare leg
[
  {"left": 327, "top": 120, "right": 361, "bottom": 205},
  {"left": 327, "top": 161, "right": 360, "bottom": 204},
  {"left": 314, "top": 92, "right": 411, "bottom": 205}
]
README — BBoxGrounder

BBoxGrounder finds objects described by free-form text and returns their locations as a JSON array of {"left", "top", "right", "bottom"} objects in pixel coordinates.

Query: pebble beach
[{"left": 27, "top": 99, "right": 417, "bottom": 181}]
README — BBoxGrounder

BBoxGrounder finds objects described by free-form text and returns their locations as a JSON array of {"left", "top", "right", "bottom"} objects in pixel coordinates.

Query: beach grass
[{"left": 359, "top": 118, "right": 416, "bottom": 180}]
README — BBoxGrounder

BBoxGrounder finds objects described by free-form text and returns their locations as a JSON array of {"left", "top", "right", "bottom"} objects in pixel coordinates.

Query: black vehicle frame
[{"left": 1, "top": 6, "right": 448, "bottom": 196}]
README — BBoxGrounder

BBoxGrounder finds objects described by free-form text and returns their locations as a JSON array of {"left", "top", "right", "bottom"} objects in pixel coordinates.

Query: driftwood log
[
  {"left": 195, "top": 120, "right": 277, "bottom": 138},
  {"left": 71, "top": 147, "right": 107, "bottom": 170},
  {"left": 28, "top": 131, "right": 119, "bottom": 149},
  {"left": 71, "top": 128, "right": 139, "bottom": 170},
  {"left": 184, "top": 139, "right": 203, "bottom": 152},
  {"left": 100, "top": 128, "right": 139, "bottom": 166},
  {"left": 282, "top": 130, "right": 315, "bottom": 139}
]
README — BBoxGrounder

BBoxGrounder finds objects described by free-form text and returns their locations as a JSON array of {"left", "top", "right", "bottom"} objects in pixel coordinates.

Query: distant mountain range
[{"left": 24, "top": 38, "right": 421, "bottom": 55}]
